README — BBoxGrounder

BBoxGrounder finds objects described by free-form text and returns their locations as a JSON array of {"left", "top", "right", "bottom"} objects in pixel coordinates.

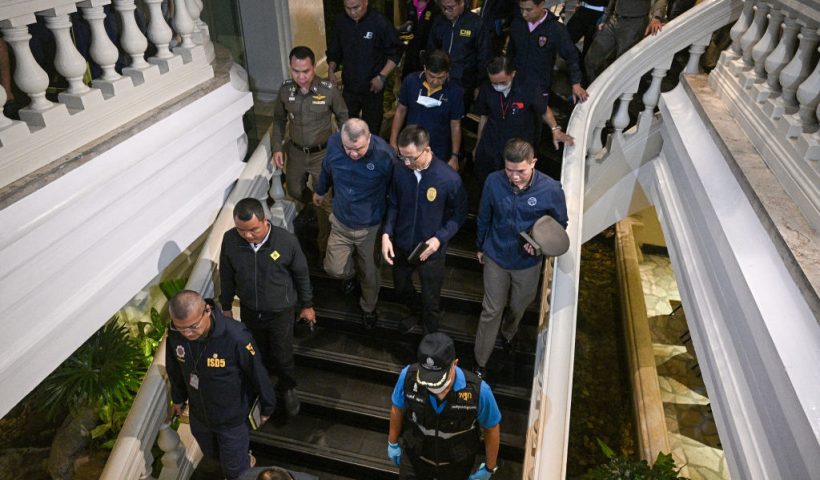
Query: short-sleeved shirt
[
  {"left": 271, "top": 78, "right": 348, "bottom": 151},
  {"left": 391, "top": 365, "right": 501, "bottom": 428},
  {"left": 398, "top": 72, "right": 465, "bottom": 160},
  {"left": 475, "top": 78, "right": 548, "bottom": 161}
]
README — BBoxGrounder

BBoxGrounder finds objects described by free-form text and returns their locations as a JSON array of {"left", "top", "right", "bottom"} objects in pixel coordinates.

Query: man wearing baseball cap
[{"left": 387, "top": 333, "right": 502, "bottom": 479}]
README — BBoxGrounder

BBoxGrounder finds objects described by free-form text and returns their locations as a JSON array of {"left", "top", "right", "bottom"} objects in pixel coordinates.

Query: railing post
[
  {"left": 764, "top": 15, "right": 799, "bottom": 93},
  {"left": 612, "top": 92, "right": 635, "bottom": 139},
  {"left": 642, "top": 67, "right": 669, "bottom": 122},
  {"left": 794, "top": 44, "right": 820, "bottom": 133},
  {"left": 589, "top": 119, "right": 606, "bottom": 157},
  {"left": 172, "top": 0, "right": 196, "bottom": 57},
  {"left": 78, "top": 1, "right": 134, "bottom": 97},
  {"left": 777, "top": 24, "right": 819, "bottom": 115},
  {"left": 157, "top": 422, "right": 185, "bottom": 479},
  {"left": 144, "top": 0, "right": 180, "bottom": 73},
  {"left": 685, "top": 35, "right": 712, "bottom": 75},
  {"left": 40, "top": 6, "right": 106, "bottom": 111},
  {"left": 0, "top": 75, "right": 29, "bottom": 146},
  {"left": 740, "top": 2, "right": 769, "bottom": 68},
  {"left": 751, "top": 4, "right": 783, "bottom": 79},
  {"left": 729, "top": 0, "right": 756, "bottom": 57},
  {"left": 112, "top": 0, "right": 161, "bottom": 85}
]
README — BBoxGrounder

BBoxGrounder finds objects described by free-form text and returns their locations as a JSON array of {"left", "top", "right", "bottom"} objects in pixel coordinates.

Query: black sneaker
[
  {"left": 284, "top": 389, "right": 300, "bottom": 417},
  {"left": 503, "top": 337, "right": 516, "bottom": 356},
  {"left": 340, "top": 278, "right": 357, "bottom": 295},
  {"left": 473, "top": 365, "right": 486, "bottom": 379},
  {"left": 362, "top": 310, "right": 378, "bottom": 330},
  {"left": 397, "top": 314, "right": 419, "bottom": 335}
]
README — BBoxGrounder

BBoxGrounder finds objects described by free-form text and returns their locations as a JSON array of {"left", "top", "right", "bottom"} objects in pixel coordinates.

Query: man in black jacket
[
  {"left": 327, "top": 0, "right": 402, "bottom": 135},
  {"left": 166, "top": 290, "right": 276, "bottom": 480},
  {"left": 219, "top": 198, "right": 315, "bottom": 417}
]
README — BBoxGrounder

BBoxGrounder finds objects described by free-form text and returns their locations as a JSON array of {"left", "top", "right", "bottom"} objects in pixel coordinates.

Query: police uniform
[
  {"left": 166, "top": 301, "right": 276, "bottom": 480},
  {"left": 397, "top": 72, "right": 465, "bottom": 161},
  {"left": 391, "top": 365, "right": 501, "bottom": 478},
  {"left": 402, "top": 1, "right": 442, "bottom": 78},
  {"left": 507, "top": 10, "right": 583, "bottom": 94},
  {"left": 272, "top": 77, "right": 347, "bottom": 252},
  {"left": 473, "top": 77, "right": 548, "bottom": 186}
]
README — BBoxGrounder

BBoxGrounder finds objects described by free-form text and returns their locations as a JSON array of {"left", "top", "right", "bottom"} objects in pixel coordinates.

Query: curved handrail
[
  {"left": 524, "top": 1, "right": 743, "bottom": 478},
  {"left": 100, "top": 130, "right": 275, "bottom": 480}
]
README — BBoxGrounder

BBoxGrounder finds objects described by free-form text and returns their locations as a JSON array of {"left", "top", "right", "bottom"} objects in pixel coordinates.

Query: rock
[{"left": 0, "top": 447, "right": 50, "bottom": 480}]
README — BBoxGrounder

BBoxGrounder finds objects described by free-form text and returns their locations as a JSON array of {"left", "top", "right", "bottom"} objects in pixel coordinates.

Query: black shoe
[
  {"left": 284, "top": 389, "right": 300, "bottom": 417},
  {"left": 340, "top": 278, "right": 357, "bottom": 295},
  {"left": 503, "top": 337, "right": 516, "bottom": 356},
  {"left": 397, "top": 314, "right": 419, "bottom": 335},
  {"left": 362, "top": 310, "right": 378, "bottom": 330},
  {"left": 473, "top": 365, "right": 486, "bottom": 379}
]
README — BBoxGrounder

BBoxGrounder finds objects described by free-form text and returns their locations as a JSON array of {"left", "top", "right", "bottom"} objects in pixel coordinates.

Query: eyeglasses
[
  {"left": 398, "top": 149, "right": 426, "bottom": 164},
  {"left": 169, "top": 306, "right": 209, "bottom": 333},
  {"left": 441, "top": 3, "right": 459, "bottom": 12}
]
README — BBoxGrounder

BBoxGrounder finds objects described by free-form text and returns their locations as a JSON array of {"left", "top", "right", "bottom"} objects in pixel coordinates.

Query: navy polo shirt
[
  {"left": 398, "top": 72, "right": 465, "bottom": 161},
  {"left": 474, "top": 78, "right": 548, "bottom": 163}
]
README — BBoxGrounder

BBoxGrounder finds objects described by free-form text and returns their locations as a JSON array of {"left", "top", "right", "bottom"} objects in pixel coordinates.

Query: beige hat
[{"left": 531, "top": 216, "right": 570, "bottom": 257}]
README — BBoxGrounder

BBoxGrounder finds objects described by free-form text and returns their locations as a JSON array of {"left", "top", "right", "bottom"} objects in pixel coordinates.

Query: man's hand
[
  {"left": 645, "top": 17, "right": 663, "bottom": 36},
  {"left": 260, "top": 415, "right": 270, "bottom": 426},
  {"left": 389, "top": 140, "right": 399, "bottom": 153},
  {"left": 419, "top": 237, "right": 440, "bottom": 262},
  {"left": 387, "top": 442, "right": 401, "bottom": 466},
  {"left": 523, "top": 242, "right": 537, "bottom": 256},
  {"left": 312, "top": 192, "right": 325, "bottom": 207},
  {"left": 571, "top": 83, "right": 589, "bottom": 104},
  {"left": 551, "top": 128, "right": 575, "bottom": 150},
  {"left": 172, "top": 403, "right": 185, "bottom": 417},
  {"left": 448, "top": 155, "right": 460, "bottom": 171},
  {"left": 272, "top": 151, "right": 284, "bottom": 169},
  {"left": 222, "top": 309, "right": 233, "bottom": 319},
  {"left": 299, "top": 307, "right": 316, "bottom": 326},
  {"left": 328, "top": 71, "right": 339, "bottom": 86},
  {"left": 382, "top": 234, "right": 395, "bottom": 265},
  {"left": 476, "top": 251, "right": 485, "bottom": 265},
  {"left": 468, "top": 463, "right": 495, "bottom": 480},
  {"left": 370, "top": 75, "right": 386, "bottom": 93}
]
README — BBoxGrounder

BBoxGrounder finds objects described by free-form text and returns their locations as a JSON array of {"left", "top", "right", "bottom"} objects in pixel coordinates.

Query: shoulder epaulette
[{"left": 320, "top": 80, "right": 334, "bottom": 89}]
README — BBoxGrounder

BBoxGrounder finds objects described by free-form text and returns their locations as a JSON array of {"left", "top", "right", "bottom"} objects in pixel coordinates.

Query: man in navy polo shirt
[
  {"left": 472, "top": 56, "right": 573, "bottom": 188},
  {"left": 382, "top": 125, "right": 468, "bottom": 335},
  {"left": 473, "top": 138, "right": 568, "bottom": 378},
  {"left": 314, "top": 118, "right": 395, "bottom": 329},
  {"left": 389, "top": 50, "right": 465, "bottom": 171}
]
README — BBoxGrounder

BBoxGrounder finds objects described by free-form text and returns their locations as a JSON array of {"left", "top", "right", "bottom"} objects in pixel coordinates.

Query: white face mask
[
  {"left": 427, "top": 372, "right": 452, "bottom": 394},
  {"left": 492, "top": 83, "right": 512, "bottom": 96}
]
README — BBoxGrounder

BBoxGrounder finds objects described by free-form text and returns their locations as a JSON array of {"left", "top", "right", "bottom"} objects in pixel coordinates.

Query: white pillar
[
  {"left": 113, "top": 0, "right": 161, "bottom": 85},
  {"left": 40, "top": 6, "right": 105, "bottom": 111},
  {"left": 144, "top": 0, "right": 183, "bottom": 73},
  {"left": 79, "top": 1, "right": 134, "bottom": 97}
]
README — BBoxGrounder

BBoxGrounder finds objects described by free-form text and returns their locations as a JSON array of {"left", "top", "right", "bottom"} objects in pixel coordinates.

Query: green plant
[
  {"left": 137, "top": 307, "right": 167, "bottom": 367},
  {"left": 90, "top": 402, "right": 131, "bottom": 449},
  {"left": 583, "top": 439, "right": 689, "bottom": 480}
]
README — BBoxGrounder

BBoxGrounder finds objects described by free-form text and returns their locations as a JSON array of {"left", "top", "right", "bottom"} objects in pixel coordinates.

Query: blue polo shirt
[
  {"left": 398, "top": 72, "right": 465, "bottom": 161},
  {"left": 316, "top": 133, "right": 395, "bottom": 229},
  {"left": 476, "top": 169, "right": 568, "bottom": 270},
  {"left": 392, "top": 366, "right": 501, "bottom": 428}
]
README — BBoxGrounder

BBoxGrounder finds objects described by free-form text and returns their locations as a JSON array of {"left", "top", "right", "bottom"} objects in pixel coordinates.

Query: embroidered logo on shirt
[
  {"left": 426, "top": 187, "right": 437, "bottom": 202},
  {"left": 312, "top": 94, "right": 326, "bottom": 101},
  {"left": 364, "top": 31, "right": 374, "bottom": 39},
  {"left": 367, "top": 162, "right": 375, "bottom": 170},
  {"left": 207, "top": 354, "right": 226, "bottom": 368},
  {"left": 425, "top": 11, "right": 432, "bottom": 20},
  {"left": 270, "top": 250, "right": 280, "bottom": 261},
  {"left": 539, "top": 35, "right": 548, "bottom": 47},
  {"left": 528, "top": 197, "right": 537, "bottom": 206},
  {"left": 458, "top": 391, "right": 472, "bottom": 401},
  {"left": 175, "top": 345, "right": 185, "bottom": 362},
  {"left": 246, "top": 343, "right": 256, "bottom": 356},
  {"left": 459, "top": 29, "right": 472, "bottom": 37},
  {"left": 512, "top": 102, "right": 524, "bottom": 114}
]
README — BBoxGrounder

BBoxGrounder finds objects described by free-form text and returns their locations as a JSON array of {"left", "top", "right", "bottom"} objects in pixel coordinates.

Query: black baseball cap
[{"left": 416, "top": 333, "right": 455, "bottom": 388}]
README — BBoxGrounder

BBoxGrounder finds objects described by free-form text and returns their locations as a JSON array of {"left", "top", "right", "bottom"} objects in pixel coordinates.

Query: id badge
[{"left": 189, "top": 373, "right": 200, "bottom": 390}]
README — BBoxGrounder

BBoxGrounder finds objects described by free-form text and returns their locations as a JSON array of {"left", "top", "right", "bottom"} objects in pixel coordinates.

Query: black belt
[
  {"left": 292, "top": 142, "right": 327, "bottom": 154},
  {"left": 615, "top": 13, "right": 648, "bottom": 19}
]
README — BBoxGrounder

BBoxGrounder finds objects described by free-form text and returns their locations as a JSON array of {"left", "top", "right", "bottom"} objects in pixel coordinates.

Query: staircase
[{"left": 240, "top": 213, "right": 535, "bottom": 479}]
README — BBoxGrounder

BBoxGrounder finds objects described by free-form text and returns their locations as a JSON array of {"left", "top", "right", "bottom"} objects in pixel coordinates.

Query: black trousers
[
  {"left": 393, "top": 248, "right": 446, "bottom": 334},
  {"left": 240, "top": 306, "right": 296, "bottom": 390},
  {"left": 566, "top": 6, "right": 605, "bottom": 58},
  {"left": 343, "top": 88, "right": 386, "bottom": 136},
  {"left": 399, "top": 450, "right": 475, "bottom": 480}
]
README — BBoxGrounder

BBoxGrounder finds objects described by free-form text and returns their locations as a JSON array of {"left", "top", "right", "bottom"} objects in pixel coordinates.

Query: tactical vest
[{"left": 401, "top": 365, "right": 483, "bottom": 465}]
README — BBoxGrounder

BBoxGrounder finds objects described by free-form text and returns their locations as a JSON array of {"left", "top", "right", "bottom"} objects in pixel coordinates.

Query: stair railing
[
  {"left": 522, "top": 1, "right": 743, "bottom": 478},
  {"left": 100, "top": 130, "right": 276, "bottom": 480},
  {"left": 0, "top": 0, "right": 215, "bottom": 191}
]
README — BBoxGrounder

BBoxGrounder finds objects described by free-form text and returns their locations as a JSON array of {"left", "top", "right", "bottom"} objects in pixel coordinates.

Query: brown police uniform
[{"left": 271, "top": 77, "right": 349, "bottom": 252}]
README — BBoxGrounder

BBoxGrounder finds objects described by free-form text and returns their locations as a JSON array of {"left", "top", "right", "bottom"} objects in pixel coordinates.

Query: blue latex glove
[
  {"left": 387, "top": 441, "right": 401, "bottom": 466},
  {"left": 468, "top": 463, "right": 495, "bottom": 480}
]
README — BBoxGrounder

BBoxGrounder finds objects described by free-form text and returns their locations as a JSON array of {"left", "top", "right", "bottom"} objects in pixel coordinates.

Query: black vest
[{"left": 401, "top": 365, "right": 483, "bottom": 464}]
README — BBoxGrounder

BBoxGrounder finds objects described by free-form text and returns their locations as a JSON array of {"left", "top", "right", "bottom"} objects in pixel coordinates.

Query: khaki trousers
[{"left": 323, "top": 214, "right": 381, "bottom": 313}]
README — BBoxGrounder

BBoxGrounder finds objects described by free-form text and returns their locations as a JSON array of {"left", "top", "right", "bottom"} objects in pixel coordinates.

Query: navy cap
[{"left": 416, "top": 333, "right": 455, "bottom": 388}]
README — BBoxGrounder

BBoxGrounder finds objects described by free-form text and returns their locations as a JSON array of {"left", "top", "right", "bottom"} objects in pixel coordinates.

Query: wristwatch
[
  {"left": 451, "top": 152, "right": 463, "bottom": 159},
  {"left": 378, "top": 73, "right": 388, "bottom": 83},
  {"left": 483, "top": 464, "right": 499, "bottom": 473}
]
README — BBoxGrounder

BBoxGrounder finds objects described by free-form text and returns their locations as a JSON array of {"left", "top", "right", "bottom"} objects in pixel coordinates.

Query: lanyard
[{"left": 499, "top": 92, "right": 512, "bottom": 119}]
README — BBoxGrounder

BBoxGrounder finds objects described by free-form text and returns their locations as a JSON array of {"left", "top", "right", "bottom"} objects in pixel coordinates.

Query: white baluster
[
  {"left": 751, "top": 5, "right": 783, "bottom": 79},
  {"left": 685, "top": 35, "right": 711, "bottom": 75},
  {"left": 778, "top": 25, "right": 819, "bottom": 113},
  {"left": 740, "top": 2, "right": 769, "bottom": 68},
  {"left": 729, "top": 0, "right": 756, "bottom": 57},
  {"left": 589, "top": 120, "right": 606, "bottom": 157},
  {"left": 270, "top": 166, "right": 286, "bottom": 202},
  {"left": 612, "top": 93, "right": 634, "bottom": 139},
  {"left": 172, "top": 0, "right": 205, "bottom": 63},
  {"left": 157, "top": 422, "right": 184, "bottom": 477},
  {"left": 144, "top": 0, "right": 183, "bottom": 73},
  {"left": 40, "top": 6, "right": 105, "bottom": 111},
  {"left": 764, "top": 15, "right": 799, "bottom": 92},
  {"left": 794, "top": 45, "right": 820, "bottom": 132},
  {"left": 186, "top": 0, "right": 214, "bottom": 62},
  {"left": 642, "top": 67, "right": 668, "bottom": 122},
  {"left": 0, "top": 71, "right": 31, "bottom": 147},
  {"left": 113, "top": 0, "right": 160, "bottom": 85},
  {"left": 78, "top": 1, "right": 134, "bottom": 97},
  {"left": 0, "top": 17, "right": 70, "bottom": 127}
]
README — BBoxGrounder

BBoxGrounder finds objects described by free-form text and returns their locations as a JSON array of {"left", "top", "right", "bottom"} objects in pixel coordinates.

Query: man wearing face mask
[
  {"left": 387, "top": 333, "right": 502, "bottom": 480},
  {"left": 382, "top": 125, "right": 468, "bottom": 335},
  {"left": 389, "top": 50, "right": 465, "bottom": 171},
  {"left": 472, "top": 56, "right": 573, "bottom": 188}
]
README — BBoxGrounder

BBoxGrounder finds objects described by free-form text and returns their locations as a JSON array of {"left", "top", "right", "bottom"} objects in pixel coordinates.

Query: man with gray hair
[{"left": 314, "top": 118, "right": 395, "bottom": 329}]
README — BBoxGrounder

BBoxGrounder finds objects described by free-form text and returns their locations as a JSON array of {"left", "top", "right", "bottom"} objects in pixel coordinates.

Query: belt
[
  {"left": 615, "top": 12, "right": 648, "bottom": 19},
  {"left": 292, "top": 142, "right": 327, "bottom": 154},
  {"left": 580, "top": 2, "right": 606, "bottom": 12}
]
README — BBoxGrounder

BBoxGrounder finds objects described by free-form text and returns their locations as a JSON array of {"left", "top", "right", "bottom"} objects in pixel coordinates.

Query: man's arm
[
  {"left": 288, "top": 234, "right": 314, "bottom": 311},
  {"left": 541, "top": 106, "right": 574, "bottom": 150},
  {"left": 449, "top": 119, "right": 462, "bottom": 170},
  {"left": 237, "top": 333, "right": 276, "bottom": 421},
  {"left": 475, "top": 182, "right": 493, "bottom": 250},
  {"left": 388, "top": 404, "right": 405, "bottom": 444},
  {"left": 646, "top": 0, "right": 667, "bottom": 35},
  {"left": 218, "top": 236, "right": 236, "bottom": 317},
  {"left": 475, "top": 21, "right": 492, "bottom": 79},
  {"left": 472, "top": 115, "right": 489, "bottom": 160},
  {"left": 390, "top": 103, "right": 408, "bottom": 150},
  {"left": 481, "top": 424, "right": 501, "bottom": 471},
  {"left": 555, "top": 27, "right": 587, "bottom": 102},
  {"left": 326, "top": 17, "right": 343, "bottom": 85},
  {"left": 164, "top": 337, "right": 188, "bottom": 414},
  {"left": 330, "top": 85, "right": 349, "bottom": 127},
  {"left": 435, "top": 180, "right": 468, "bottom": 244}
]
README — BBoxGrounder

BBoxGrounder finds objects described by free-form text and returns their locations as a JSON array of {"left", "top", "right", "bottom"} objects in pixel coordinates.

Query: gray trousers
[
  {"left": 324, "top": 214, "right": 381, "bottom": 313},
  {"left": 474, "top": 256, "right": 542, "bottom": 368},
  {"left": 584, "top": 15, "right": 649, "bottom": 83},
  {"left": 284, "top": 142, "right": 332, "bottom": 252}
]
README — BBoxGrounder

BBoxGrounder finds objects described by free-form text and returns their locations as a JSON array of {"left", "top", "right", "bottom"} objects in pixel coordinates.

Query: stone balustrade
[
  {"left": 709, "top": 0, "right": 819, "bottom": 231},
  {"left": 522, "top": 1, "right": 744, "bottom": 478},
  {"left": 0, "top": 0, "right": 215, "bottom": 190},
  {"left": 99, "top": 130, "right": 278, "bottom": 480}
]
